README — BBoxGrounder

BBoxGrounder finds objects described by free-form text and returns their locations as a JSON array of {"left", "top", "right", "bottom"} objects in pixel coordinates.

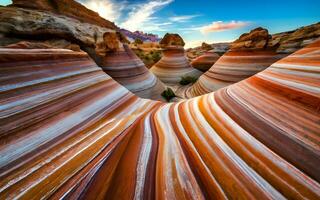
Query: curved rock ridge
[
  {"left": 96, "top": 42, "right": 166, "bottom": 100},
  {"left": 0, "top": 42, "right": 320, "bottom": 199},
  {"left": 182, "top": 50, "right": 287, "bottom": 98},
  {"left": 150, "top": 46, "right": 202, "bottom": 84},
  {"left": 191, "top": 50, "right": 220, "bottom": 72}
]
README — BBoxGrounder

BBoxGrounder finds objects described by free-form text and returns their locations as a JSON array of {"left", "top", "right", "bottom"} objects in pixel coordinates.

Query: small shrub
[
  {"left": 161, "top": 88, "right": 176, "bottom": 102},
  {"left": 179, "top": 76, "right": 198, "bottom": 85}
]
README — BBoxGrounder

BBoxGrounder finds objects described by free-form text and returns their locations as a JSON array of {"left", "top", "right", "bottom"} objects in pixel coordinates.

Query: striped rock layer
[
  {"left": 0, "top": 41, "right": 320, "bottom": 199},
  {"left": 98, "top": 44, "right": 166, "bottom": 100},
  {"left": 191, "top": 51, "right": 220, "bottom": 72},
  {"left": 183, "top": 50, "right": 287, "bottom": 98},
  {"left": 150, "top": 46, "right": 202, "bottom": 84}
]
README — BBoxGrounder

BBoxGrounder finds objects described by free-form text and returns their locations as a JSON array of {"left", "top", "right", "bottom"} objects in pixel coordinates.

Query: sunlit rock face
[
  {"left": 182, "top": 27, "right": 287, "bottom": 98},
  {"left": 96, "top": 41, "right": 166, "bottom": 100},
  {"left": 10, "top": 0, "right": 117, "bottom": 29},
  {"left": 191, "top": 50, "right": 220, "bottom": 72},
  {"left": 271, "top": 22, "right": 320, "bottom": 53},
  {"left": 184, "top": 50, "right": 287, "bottom": 97},
  {"left": 0, "top": 6, "right": 114, "bottom": 48},
  {"left": 0, "top": 40, "right": 320, "bottom": 199},
  {"left": 150, "top": 33, "right": 202, "bottom": 84}
]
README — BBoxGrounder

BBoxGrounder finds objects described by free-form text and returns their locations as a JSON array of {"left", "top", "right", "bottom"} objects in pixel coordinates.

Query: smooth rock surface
[
  {"left": 0, "top": 41, "right": 319, "bottom": 199},
  {"left": 191, "top": 50, "right": 220, "bottom": 72},
  {"left": 96, "top": 43, "right": 166, "bottom": 100}
]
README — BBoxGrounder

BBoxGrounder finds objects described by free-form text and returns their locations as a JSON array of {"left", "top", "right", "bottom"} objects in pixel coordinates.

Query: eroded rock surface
[
  {"left": 151, "top": 33, "right": 202, "bottom": 84},
  {"left": 10, "top": 0, "right": 117, "bottom": 29},
  {"left": 191, "top": 50, "right": 220, "bottom": 72},
  {"left": 0, "top": 41, "right": 319, "bottom": 199}
]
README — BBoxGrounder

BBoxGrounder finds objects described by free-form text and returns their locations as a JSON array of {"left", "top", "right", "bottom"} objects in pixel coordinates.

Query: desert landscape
[{"left": 0, "top": 0, "right": 319, "bottom": 199}]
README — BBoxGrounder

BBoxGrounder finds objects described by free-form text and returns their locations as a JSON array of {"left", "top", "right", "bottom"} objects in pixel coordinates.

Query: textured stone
[
  {"left": 0, "top": 41, "right": 319, "bottom": 199},
  {"left": 159, "top": 33, "right": 185, "bottom": 47},
  {"left": 10, "top": 0, "right": 117, "bottom": 29},
  {"left": 191, "top": 50, "right": 220, "bottom": 72},
  {"left": 150, "top": 46, "right": 202, "bottom": 84},
  {"left": 231, "top": 27, "right": 270, "bottom": 50}
]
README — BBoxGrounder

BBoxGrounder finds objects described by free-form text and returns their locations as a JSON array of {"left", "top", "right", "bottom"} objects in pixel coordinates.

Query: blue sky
[{"left": 1, "top": 0, "right": 319, "bottom": 47}]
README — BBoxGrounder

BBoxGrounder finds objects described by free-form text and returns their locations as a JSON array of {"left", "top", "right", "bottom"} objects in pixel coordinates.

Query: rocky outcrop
[
  {"left": 231, "top": 23, "right": 320, "bottom": 53},
  {"left": 271, "top": 22, "right": 320, "bottom": 53},
  {"left": 10, "top": 0, "right": 117, "bottom": 29},
  {"left": 159, "top": 33, "right": 185, "bottom": 47},
  {"left": 0, "top": 7, "right": 113, "bottom": 48},
  {"left": 201, "top": 42, "right": 213, "bottom": 51},
  {"left": 231, "top": 27, "right": 271, "bottom": 50},
  {"left": 191, "top": 50, "right": 220, "bottom": 72},
  {"left": 151, "top": 33, "right": 202, "bottom": 84},
  {"left": 0, "top": 41, "right": 319, "bottom": 199}
]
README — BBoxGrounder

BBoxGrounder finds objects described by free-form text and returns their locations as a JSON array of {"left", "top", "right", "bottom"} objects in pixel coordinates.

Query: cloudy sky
[{"left": 1, "top": 0, "right": 319, "bottom": 47}]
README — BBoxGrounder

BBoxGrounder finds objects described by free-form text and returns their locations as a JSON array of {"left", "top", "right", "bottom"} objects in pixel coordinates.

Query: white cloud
[
  {"left": 169, "top": 15, "right": 200, "bottom": 22},
  {"left": 80, "top": 0, "right": 126, "bottom": 23},
  {"left": 120, "top": 0, "right": 174, "bottom": 31},
  {"left": 200, "top": 21, "right": 250, "bottom": 33}
]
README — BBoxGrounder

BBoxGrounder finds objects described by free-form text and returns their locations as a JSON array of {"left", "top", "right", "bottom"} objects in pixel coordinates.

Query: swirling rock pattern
[
  {"left": 191, "top": 50, "right": 220, "bottom": 72},
  {"left": 0, "top": 41, "right": 320, "bottom": 199},
  {"left": 150, "top": 46, "right": 202, "bottom": 84},
  {"left": 182, "top": 50, "right": 287, "bottom": 98},
  {"left": 97, "top": 44, "right": 166, "bottom": 100}
]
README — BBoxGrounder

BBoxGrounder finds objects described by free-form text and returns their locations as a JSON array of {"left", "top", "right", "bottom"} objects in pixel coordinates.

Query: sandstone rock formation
[
  {"left": 151, "top": 33, "right": 202, "bottom": 84},
  {"left": 95, "top": 42, "right": 166, "bottom": 100},
  {"left": 0, "top": 7, "right": 113, "bottom": 48},
  {"left": 180, "top": 27, "right": 287, "bottom": 98},
  {"left": 231, "top": 27, "right": 271, "bottom": 50},
  {"left": 0, "top": 5, "right": 161, "bottom": 100},
  {"left": 159, "top": 33, "right": 185, "bottom": 47},
  {"left": 271, "top": 22, "right": 320, "bottom": 53},
  {"left": 9, "top": 0, "right": 117, "bottom": 29},
  {"left": 191, "top": 50, "right": 220, "bottom": 72},
  {"left": 0, "top": 40, "right": 319, "bottom": 199}
]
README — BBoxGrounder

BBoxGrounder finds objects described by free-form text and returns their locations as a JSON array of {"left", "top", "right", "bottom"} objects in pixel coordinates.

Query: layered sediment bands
[
  {"left": 182, "top": 50, "right": 287, "bottom": 98},
  {"left": 0, "top": 42, "right": 320, "bottom": 199},
  {"left": 191, "top": 50, "right": 220, "bottom": 72},
  {"left": 97, "top": 44, "right": 166, "bottom": 100},
  {"left": 150, "top": 46, "right": 202, "bottom": 84}
]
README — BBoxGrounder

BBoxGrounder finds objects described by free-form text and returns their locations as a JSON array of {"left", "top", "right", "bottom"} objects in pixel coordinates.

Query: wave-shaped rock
[
  {"left": 0, "top": 40, "right": 319, "bottom": 199},
  {"left": 191, "top": 50, "right": 220, "bottom": 72},
  {"left": 95, "top": 40, "right": 166, "bottom": 100},
  {"left": 181, "top": 28, "right": 287, "bottom": 98},
  {"left": 183, "top": 50, "right": 287, "bottom": 97},
  {"left": 150, "top": 33, "right": 202, "bottom": 84},
  {"left": 0, "top": 42, "right": 320, "bottom": 199}
]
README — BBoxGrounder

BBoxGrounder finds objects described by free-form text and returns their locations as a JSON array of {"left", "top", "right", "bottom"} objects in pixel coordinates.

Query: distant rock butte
[{"left": 10, "top": 0, "right": 117, "bottom": 30}]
